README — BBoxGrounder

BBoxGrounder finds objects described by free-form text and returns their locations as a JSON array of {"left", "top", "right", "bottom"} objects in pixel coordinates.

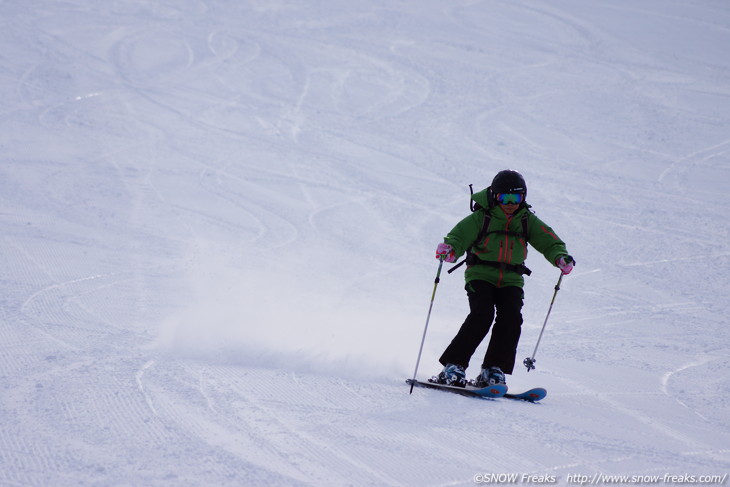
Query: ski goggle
[{"left": 496, "top": 193, "right": 524, "bottom": 205}]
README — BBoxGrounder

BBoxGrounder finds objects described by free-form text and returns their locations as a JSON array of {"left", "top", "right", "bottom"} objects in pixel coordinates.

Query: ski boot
[
  {"left": 432, "top": 363, "right": 467, "bottom": 388},
  {"left": 471, "top": 366, "right": 506, "bottom": 388}
]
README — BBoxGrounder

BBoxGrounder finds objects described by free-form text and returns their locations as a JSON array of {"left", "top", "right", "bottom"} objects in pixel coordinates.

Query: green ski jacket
[{"left": 444, "top": 188, "right": 569, "bottom": 288}]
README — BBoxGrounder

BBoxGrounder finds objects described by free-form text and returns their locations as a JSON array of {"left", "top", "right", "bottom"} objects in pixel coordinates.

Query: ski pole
[
  {"left": 409, "top": 258, "right": 444, "bottom": 394},
  {"left": 523, "top": 272, "right": 563, "bottom": 372}
]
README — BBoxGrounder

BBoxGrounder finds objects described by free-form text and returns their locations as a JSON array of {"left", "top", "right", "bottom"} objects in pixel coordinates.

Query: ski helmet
[{"left": 491, "top": 169, "right": 527, "bottom": 197}]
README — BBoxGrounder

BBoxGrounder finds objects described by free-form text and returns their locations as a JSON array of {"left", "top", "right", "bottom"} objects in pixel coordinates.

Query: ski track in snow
[{"left": 1, "top": 0, "right": 729, "bottom": 485}]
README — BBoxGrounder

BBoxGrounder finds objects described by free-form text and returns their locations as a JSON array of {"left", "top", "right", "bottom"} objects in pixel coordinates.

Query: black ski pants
[{"left": 439, "top": 279, "right": 524, "bottom": 374}]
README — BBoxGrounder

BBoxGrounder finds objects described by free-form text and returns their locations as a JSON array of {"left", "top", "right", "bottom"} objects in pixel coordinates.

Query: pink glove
[
  {"left": 435, "top": 243, "right": 456, "bottom": 262},
  {"left": 557, "top": 255, "right": 575, "bottom": 275}
]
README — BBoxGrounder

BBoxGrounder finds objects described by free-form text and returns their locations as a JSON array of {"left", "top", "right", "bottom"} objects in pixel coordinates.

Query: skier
[{"left": 434, "top": 169, "right": 574, "bottom": 388}]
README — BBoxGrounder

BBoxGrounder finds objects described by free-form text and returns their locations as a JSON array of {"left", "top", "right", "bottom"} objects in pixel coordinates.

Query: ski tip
[{"left": 504, "top": 387, "right": 547, "bottom": 402}]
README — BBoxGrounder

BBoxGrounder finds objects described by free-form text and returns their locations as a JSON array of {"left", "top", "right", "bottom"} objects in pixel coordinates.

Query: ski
[
  {"left": 406, "top": 379, "right": 507, "bottom": 399},
  {"left": 406, "top": 379, "right": 546, "bottom": 402},
  {"left": 503, "top": 387, "right": 547, "bottom": 402}
]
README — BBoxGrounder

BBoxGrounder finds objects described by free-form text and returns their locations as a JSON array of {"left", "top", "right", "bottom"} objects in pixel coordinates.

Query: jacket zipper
[{"left": 497, "top": 215, "right": 513, "bottom": 286}]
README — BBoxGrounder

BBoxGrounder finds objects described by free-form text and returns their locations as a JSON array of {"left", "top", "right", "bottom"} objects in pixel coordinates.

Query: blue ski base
[{"left": 406, "top": 379, "right": 546, "bottom": 402}]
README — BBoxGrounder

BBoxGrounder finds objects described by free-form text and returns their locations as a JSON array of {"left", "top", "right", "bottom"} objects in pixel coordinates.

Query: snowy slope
[{"left": 1, "top": 0, "right": 729, "bottom": 485}]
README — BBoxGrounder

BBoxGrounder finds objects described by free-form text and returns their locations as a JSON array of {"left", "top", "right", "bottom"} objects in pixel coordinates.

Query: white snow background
[{"left": 2, "top": 0, "right": 729, "bottom": 485}]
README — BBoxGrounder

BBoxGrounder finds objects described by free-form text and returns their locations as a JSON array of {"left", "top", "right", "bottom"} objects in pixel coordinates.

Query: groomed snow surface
[{"left": 2, "top": 1, "right": 729, "bottom": 485}]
